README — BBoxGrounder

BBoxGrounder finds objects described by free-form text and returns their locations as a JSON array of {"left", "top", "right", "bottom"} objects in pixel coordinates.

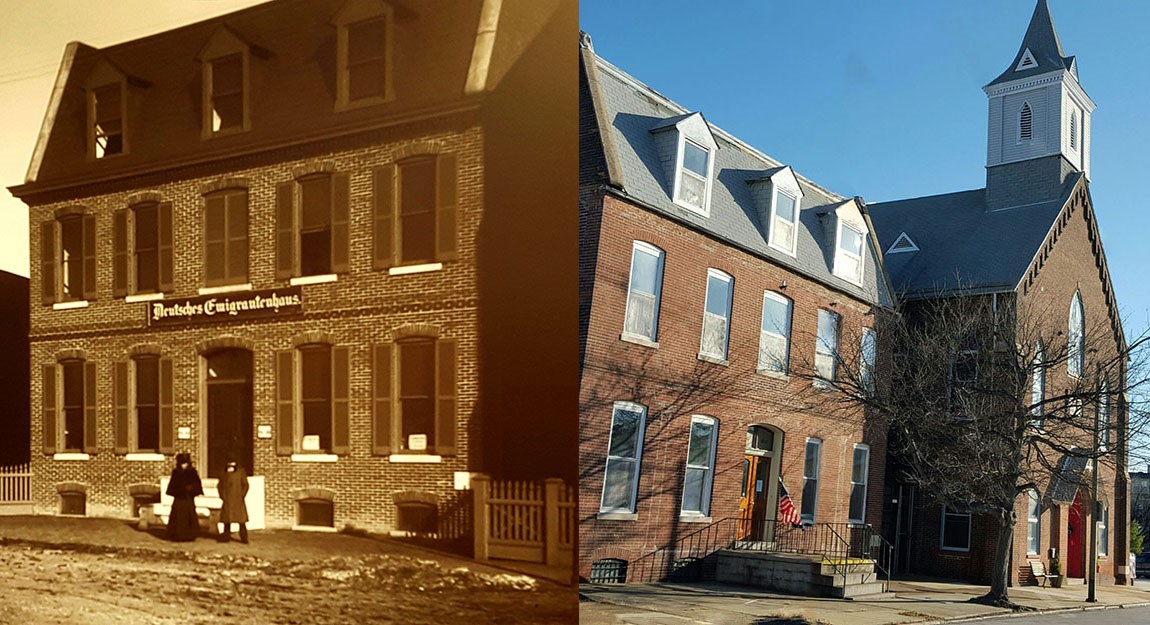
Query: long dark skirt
[{"left": 167, "top": 498, "right": 200, "bottom": 542}]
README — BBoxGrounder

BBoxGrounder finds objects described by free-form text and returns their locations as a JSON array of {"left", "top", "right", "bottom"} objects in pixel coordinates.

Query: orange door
[{"left": 737, "top": 455, "right": 770, "bottom": 540}]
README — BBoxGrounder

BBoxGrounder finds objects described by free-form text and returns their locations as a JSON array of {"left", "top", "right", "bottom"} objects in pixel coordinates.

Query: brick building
[
  {"left": 578, "top": 34, "right": 894, "bottom": 582},
  {"left": 869, "top": 0, "right": 1130, "bottom": 586},
  {"left": 8, "top": 0, "right": 576, "bottom": 534}
]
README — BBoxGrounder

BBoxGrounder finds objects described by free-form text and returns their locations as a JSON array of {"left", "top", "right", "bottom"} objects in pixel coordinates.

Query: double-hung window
[
  {"left": 1068, "top": 291, "right": 1084, "bottom": 377},
  {"left": 941, "top": 506, "right": 972, "bottom": 551},
  {"left": 42, "top": 359, "right": 96, "bottom": 455},
  {"left": 203, "top": 189, "right": 249, "bottom": 287},
  {"left": 112, "top": 201, "right": 174, "bottom": 297},
  {"left": 371, "top": 335, "right": 458, "bottom": 457},
  {"left": 677, "top": 139, "right": 711, "bottom": 213},
  {"left": 622, "top": 242, "right": 664, "bottom": 343},
  {"left": 1098, "top": 505, "right": 1109, "bottom": 557},
  {"left": 113, "top": 355, "right": 175, "bottom": 455},
  {"left": 860, "top": 328, "right": 877, "bottom": 392},
  {"left": 204, "top": 52, "right": 247, "bottom": 135},
  {"left": 699, "top": 270, "right": 733, "bottom": 361},
  {"left": 1027, "top": 490, "right": 1041, "bottom": 555},
  {"left": 769, "top": 190, "right": 798, "bottom": 254},
  {"left": 90, "top": 83, "right": 125, "bottom": 159},
  {"left": 834, "top": 221, "right": 865, "bottom": 284},
  {"left": 372, "top": 154, "right": 459, "bottom": 271},
  {"left": 680, "top": 416, "right": 718, "bottom": 517},
  {"left": 849, "top": 444, "right": 870, "bottom": 524},
  {"left": 600, "top": 402, "right": 647, "bottom": 514},
  {"left": 815, "top": 309, "right": 840, "bottom": 383},
  {"left": 276, "top": 343, "right": 352, "bottom": 457},
  {"left": 1030, "top": 344, "right": 1046, "bottom": 429},
  {"left": 758, "top": 292, "right": 792, "bottom": 373},
  {"left": 335, "top": 0, "right": 393, "bottom": 108},
  {"left": 40, "top": 210, "right": 96, "bottom": 305},
  {"left": 800, "top": 438, "right": 822, "bottom": 524},
  {"left": 276, "top": 171, "right": 350, "bottom": 280}
]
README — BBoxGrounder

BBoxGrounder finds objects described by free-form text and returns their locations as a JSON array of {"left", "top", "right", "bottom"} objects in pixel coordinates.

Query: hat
[{"left": 175, "top": 452, "right": 191, "bottom": 465}]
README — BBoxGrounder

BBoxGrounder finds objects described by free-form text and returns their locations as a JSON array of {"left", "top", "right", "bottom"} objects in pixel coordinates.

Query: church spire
[{"left": 985, "top": 0, "right": 1075, "bottom": 88}]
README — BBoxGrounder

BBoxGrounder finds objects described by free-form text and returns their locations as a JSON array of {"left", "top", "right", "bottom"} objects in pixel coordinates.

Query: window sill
[
  {"left": 335, "top": 94, "right": 394, "bottom": 113},
  {"left": 125, "top": 293, "right": 164, "bottom": 303},
  {"left": 620, "top": 333, "right": 659, "bottom": 349},
  {"left": 290, "top": 274, "right": 338, "bottom": 286},
  {"left": 199, "top": 283, "right": 253, "bottom": 295},
  {"left": 596, "top": 512, "right": 638, "bottom": 521},
  {"left": 388, "top": 263, "right": 443, "bottom": 276},
  {"left": 697, "top": 353, "right": 729, "bottom": 366},
  {"left": 53, "top": 453, "right": 90, "bottom": 461},
  {"left": 52, "top": 300, "right": 89, "bottom": 311},
  {"left": 388, "top": 454, "right": 442, "bottom": 464},
  {"left": 756, "top": 369, "right": 789, "bottom": 381},
  {"left": 678, "top": 515, "right": 713, "bottom": 524},
  {"left": 813, "top": 379, "right": 836, "bottom": 391},
  {"left": 291, "top": 454, "right": 338, "bottom": 463},
  {"left": 125, "top": 453, "right": 165, "bottom": 462},
  {"left": 941, "top": 547, "right": 972, "bottom": 554},
  {"left": 292, "top": 524, "right": 338, "bottom": 533},
  {"left": 832, "top": 272, "right": 864, "bottom": 287},
  {"left": 767, "top": 241, "right": 797, "bottom": 257}
]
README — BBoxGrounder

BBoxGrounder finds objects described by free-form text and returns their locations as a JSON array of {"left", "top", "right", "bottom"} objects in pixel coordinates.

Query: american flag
[{"left": 778, "top": 479, "right": 801, "bottom": 527}]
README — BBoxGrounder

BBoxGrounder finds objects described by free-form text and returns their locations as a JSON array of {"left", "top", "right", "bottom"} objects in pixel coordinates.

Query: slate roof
[
  {"left": 868, "top": 174, "right": 1080, "bottom": 299},
  {"left": 585, "top": 52, "right": 892, "bottom": 309},
  {"left": 986, "top": 0, "right": 1077, "bottom": 88}
]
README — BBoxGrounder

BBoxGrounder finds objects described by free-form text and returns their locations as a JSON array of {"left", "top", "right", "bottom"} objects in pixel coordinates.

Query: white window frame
[
  {"left": 599, "top": 401, "right": 647, "bottom": 515},
  {"left": 1068, "top": 291, "right": 1084, "bottom": 378},
  {"left": 768, "top": 188, "right": 799, "bottom": 256},
  {"left": 800, "top": 438, "right": 822, "bottom": 524},
  {"left": 833, "top": 220, "right": 865, "bottom": 285},
  {"left": 815, "top": 309, "right": 840, "bottom": 384},
  {"left": 674, "top": 137, "right": 713, "bottom": 216},
  {"left": 1098, "top": 505, "right": 1109, "bottom": 557},
  {"left": 758, "top": 291, "right": 792, "bottom": 374},
  {"left": 1027, "top": 490, "right": 1041, "bottom": 555},
  {"left": 680, "top": 415, "right": 719, "bottom": 517},
  {"left": 860, "top": 328, "right": 877, "bottom": 393},
  {"left": 699, "top": 269, "right": 733, "bottom": 362},
  {"left": 941, "top": 506, "right": 972, "bottom": 552},
  {"left": 1030, "top": 343, "right": 1046, "bottom": 429},
  {"left": 848, "top": 444, "right": 870, "bottom": 524},
  {"left": 621, "top": 241, "right": 665, "bottom": 345}
]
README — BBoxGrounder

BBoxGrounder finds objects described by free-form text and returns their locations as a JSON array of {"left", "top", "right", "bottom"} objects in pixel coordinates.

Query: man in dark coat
[
  {"left": 166, "top": 452, "right": 204, "bottom": 542},
  {"left": 218, "top": 460, "right": 249, "bottom": 543}
]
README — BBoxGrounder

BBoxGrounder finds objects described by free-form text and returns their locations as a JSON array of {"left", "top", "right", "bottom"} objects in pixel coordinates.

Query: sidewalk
[{"left": 580, "top": 578, "right": 1150, "bottom": 625}]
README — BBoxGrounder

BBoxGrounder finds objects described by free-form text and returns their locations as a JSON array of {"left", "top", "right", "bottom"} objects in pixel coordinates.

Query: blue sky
[{"left": 580, "top": 0, "right": 1150, "bottom": 349}]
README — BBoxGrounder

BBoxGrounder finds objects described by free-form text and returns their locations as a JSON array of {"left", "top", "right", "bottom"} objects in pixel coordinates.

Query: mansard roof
[
  {"left": 581, "top": 46, "right": 892, "bottom": 309},
  {"left": 986, "top": 0, "right": 1077, "bottom": 88}
]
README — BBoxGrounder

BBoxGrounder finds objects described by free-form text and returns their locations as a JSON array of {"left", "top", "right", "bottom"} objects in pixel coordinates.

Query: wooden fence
[
  {"left": 472, "top": 475, "right": 575, "bottom": 570},
  {"left": 0, "top": 463, "right": 33, "bottom": 514}
]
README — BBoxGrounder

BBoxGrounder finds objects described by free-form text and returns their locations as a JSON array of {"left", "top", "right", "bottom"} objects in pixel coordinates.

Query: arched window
[
  {"left": 1030, "top": 342, "right": 1046, "bottom": 429},
  {"left": 1020, "top": 102, "right": 1033, "bottom": 141},
  {"left": 1026, "top": 490, "right": 1041, "bottom": 555},
  {"left": 1068, "top": 291, "right": 1084, "bottom": 377}
]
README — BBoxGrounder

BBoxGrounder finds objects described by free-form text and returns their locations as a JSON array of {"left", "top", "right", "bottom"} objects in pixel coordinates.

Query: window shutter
[
  {"left": 83, "top": 214, "right": 97, "bottom": 300},
  {"left": 435, "top": 338, "right": 457, "bottom": 456},
  {"left": 40, "top": 220, "right": 56, "bottom": 305},
  {"left": 204, "top": 194, "right": 226, "bottom": 285},
  {"left": 332, "top": 346, "right": 350, "bottom": 455},
  {"left": 331, "top": 172, "right": 350, "bottom": 274},
  {"left": 159, "top": 357, "right": 174, "bottom": 454},
  {"left": 276, "top": 350, "right": 294, "bottom": 455},
  {"left": 373, "top": 165, "right": 395, "bottom": 269},
  {"left": 372, "top": 343, "right": 392, "bottom": 455},
  {"left": 229, "top": 192, "right": 249, "bottom": 283},
  {"left": 275, "top": 182, "right": 295, "bottom": 280},
  {"left": 158, "top": 202, "right": 174, "bottom": 292},
  {"left": 112, "top": 209, "right": 129, "bottom": 297},
  {"left": 113, "top": 361, "right": 129, "bottom": 454},
  {"left": 436, "top": 154, "right": 458, "bottom": 261},
  {"left": 83, "top": 362, "right": 97, "bottom": 454},
  {"left": 42, "top": 364, "right": 56, "bottom": 454}
]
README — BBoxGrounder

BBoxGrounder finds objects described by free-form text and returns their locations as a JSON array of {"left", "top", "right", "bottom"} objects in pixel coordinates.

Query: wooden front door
[
  {"left": 205, "top": 349, "right": 254, "bottom": 479},
  {"left": 1068, "top": 491, "right": 1084, "bottom": 578},
  {"left": 738, "top": 454, "right": 771, "bottom": 540}
]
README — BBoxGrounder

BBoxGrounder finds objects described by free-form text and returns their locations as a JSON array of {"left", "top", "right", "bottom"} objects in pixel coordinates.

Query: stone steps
[{"left": 715, "top": 550, "right": 890, "bottom": 600}]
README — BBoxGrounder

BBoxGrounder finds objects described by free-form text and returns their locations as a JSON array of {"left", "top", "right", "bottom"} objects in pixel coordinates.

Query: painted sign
[{"left": 147, "top": 287, "right": 303, "bottom": 326}]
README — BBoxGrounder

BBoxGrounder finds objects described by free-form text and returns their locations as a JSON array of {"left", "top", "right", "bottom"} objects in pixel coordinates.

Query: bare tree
[{"left": 789, "top": 290, "right": 1150, "bottom": 609}]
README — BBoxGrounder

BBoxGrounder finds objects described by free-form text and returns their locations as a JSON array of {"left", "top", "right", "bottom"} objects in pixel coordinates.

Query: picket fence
[
  {"left": 0, "top": 463, "right": 33, "bottom": 514},
  {"left": 472, "top": 475, "right": 575, "bottom": 571}
]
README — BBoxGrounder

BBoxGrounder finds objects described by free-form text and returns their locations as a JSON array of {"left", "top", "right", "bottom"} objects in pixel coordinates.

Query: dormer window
[
  {"left": 208, "top": 53, "right": 246, "bottom": 133},
  {"left": 677, "top": 139, "right": 711, "bottom": 212},
  {"left": 1019, "top": 102, "right": 1033, "bottom": 142},
  {"left": 834, "top": 221, "right": 865, "bottom": 284},
  {"left": 90, "top": 83, "right": 124, "bottom": 159},
  {"left": 335, "top": 0, "right": 394, "bottom": 109},
  {"left": 769, "top": 190, "right": 798, "bottom": 254}
]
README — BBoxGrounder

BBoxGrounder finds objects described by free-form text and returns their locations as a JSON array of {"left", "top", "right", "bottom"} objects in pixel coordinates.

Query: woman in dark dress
[{"left": 166, "top": 452, "right": 204, "bottom": 541}]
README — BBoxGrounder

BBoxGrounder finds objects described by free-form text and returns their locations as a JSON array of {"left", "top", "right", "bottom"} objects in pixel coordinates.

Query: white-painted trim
[
  {"left": 27, "top": 42, "right": 79, "bottom": 183},
  {"left": 53, "top": 453, "right": 90, "bottom": 461},
  {"left": 1015, "top": 48, "right": 1038, "bottom": 72},
  {"left": 940, "top": 506, "right": 973, "bottom": 552},
  {"left": 125, "top": 292, "right": 164, "bottom": 303},
  {"left": 290, "top": 454, "right": 338, "bottom": 463},
  {"left": 622, "top": 241, "right": 664, "bottom": 343},
  {"left": 52, "top": 300, "right": 89, "bottom": 310},
  {"left": 800, "top": 438, "right": 822, "bottom": 524},
  {"left": 198, "top": 283, "right": 253, "bottom": 295},
  {"left": 599, "top": 401, "right": 647, "bottom": 515},
  {"left": 388, "top": 454, "right": 442, "bottom": 464},
  {"left": 464, "top": 0, "right": 502, "bottom": 94},
  {"left": 620, "top": 333, "right": 659, "bottom": 349},
  {"left": 290, "top": 274, "right": 338, "bottom": 286},
  {"left": 832, "top": 220, "right": 865, "bottom": 286},
  {"left": 672, "top": 136, "right": 713, "bottom": 217},
  {"left": 388, "top": 263, "right": 443, "bottom": 276},
  {"left": 292, "top": 524, "right": 338, "bottom": 533},
  {"left": 758, "top": 290, "right": 792, "bottom": 373},
  {"left": 698, "top": 268, "right": 733, "bottom": 361},
  {"left": 886, "top": 232, "right": 919, "bottom": 254},
  {"left": 125, "top": 453, "right": 166, "bottom": 462},
  {"left": 767, "top": 188, "right": 799, "bottom": 257}
]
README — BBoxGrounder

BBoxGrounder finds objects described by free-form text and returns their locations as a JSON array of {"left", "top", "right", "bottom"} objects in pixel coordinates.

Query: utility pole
[{"left": 1088, "top": 397, "right": 1099, "bottom": 603}]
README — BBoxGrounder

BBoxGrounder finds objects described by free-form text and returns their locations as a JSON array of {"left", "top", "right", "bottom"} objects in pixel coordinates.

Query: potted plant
[{"left": 1049, "top": 556, "right": 1063, "bottom": 588}]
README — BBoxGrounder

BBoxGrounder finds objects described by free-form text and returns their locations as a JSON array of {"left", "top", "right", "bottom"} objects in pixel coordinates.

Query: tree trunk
[{"left": 971, "top": 508, "right": 1024, "bottom": 610}]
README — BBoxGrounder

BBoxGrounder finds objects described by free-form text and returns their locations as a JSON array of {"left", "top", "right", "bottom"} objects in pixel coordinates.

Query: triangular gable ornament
[{"left": 1015, "top": 48, "right": 1038, "bottom": 72}]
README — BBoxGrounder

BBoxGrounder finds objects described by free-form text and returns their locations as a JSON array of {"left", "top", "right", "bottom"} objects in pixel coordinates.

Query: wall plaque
[{"left": 147, "top": 287, "right": 303, "bottom": 326}]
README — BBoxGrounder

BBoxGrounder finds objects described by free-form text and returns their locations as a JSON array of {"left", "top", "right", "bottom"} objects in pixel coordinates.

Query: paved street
[
  {"left": 0, "top": 516, "right": 576, "bottom": 624},
  {"left": 977, "top": 605, "right": 1150, "bottom": 623}
]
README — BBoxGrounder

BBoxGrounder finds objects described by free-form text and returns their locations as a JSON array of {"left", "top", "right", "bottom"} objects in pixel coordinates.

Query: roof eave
[{"left": 24, "top": 41, "right": 82, "bottom": 185}]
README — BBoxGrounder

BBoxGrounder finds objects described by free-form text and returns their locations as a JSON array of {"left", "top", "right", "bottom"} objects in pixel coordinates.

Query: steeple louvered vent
[
  {"left": 886, "top": 232, "right": 918, "bottom": 254},
  {"left": 1020, "top": 102, "right": 1033, "bottom": 141},
  {"left": 1015, "top": 48, "right": 1038, "bottom": 71}
]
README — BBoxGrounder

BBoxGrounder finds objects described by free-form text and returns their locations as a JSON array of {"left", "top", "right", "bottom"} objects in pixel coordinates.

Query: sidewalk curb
[{"left": 938, "top": 600, "right": 1150, "bottom": 624}]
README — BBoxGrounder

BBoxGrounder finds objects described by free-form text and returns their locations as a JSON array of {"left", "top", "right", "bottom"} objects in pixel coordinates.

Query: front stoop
[{"left": 714, "top": 550, "right": 889, "bottom": 600}]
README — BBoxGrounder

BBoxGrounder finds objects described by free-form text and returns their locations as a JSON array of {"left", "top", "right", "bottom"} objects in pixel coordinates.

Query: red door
[{"left": 1068, "top": 492, "right": 1084, "bottom": 578}]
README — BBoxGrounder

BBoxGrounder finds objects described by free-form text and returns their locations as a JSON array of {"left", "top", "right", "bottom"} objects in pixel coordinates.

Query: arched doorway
[
  {"left": 738, "top": 424, "right": 784, "bottom": 542},
  {"left": 202, "top": 349, "right": 253, "bottom": 479}
]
